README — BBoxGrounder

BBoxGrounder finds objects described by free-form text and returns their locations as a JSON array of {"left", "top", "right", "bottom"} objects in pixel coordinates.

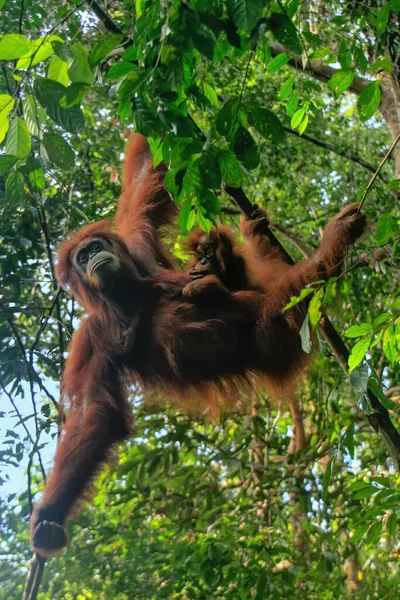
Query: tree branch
[
  {"left": 88, "top": 0, "right": 126, "bottom": 36},
  {"left": 283, "top": 126, "right": 383, "bottom": 178},
  {"left": 270, "top": 41, "right": 369, "bottom": 95}
]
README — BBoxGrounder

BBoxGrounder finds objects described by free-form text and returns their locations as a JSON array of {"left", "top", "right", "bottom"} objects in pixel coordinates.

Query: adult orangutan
[{"left": 30, "top": 133, "right": 366, "bottom": 557}]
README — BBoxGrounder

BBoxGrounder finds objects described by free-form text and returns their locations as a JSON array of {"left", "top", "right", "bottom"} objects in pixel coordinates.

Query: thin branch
[
  {"left": 283, "top": 126, "right": 383, "bottom": 178},
  {"left": 358, "top": 131, "right": 400, "bottom": 210}
]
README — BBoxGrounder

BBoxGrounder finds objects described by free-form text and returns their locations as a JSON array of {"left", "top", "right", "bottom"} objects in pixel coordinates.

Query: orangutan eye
[
  {"left": 77, "top": 249, "right": 88, "bottom": 265},
  {"left": 205, "top": 249, "right": 213, "bottom": 258},
  {"left": 88, "top": 241, "right": 103, "bottom": 254},
  {"left": 196, "top": 249, "right": 203, "bottom": 259}
]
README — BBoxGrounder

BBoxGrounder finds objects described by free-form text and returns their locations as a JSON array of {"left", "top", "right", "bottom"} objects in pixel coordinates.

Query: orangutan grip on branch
[{"left": 30, "top": 134, "right": 366, "bottom": 557}]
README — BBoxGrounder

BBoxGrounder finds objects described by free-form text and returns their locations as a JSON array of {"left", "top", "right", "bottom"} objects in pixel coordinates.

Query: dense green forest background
[{"left": 0, "top": 0, "right": 400, "bottom": 598}]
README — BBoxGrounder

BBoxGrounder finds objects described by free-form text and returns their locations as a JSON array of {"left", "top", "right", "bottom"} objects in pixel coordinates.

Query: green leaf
[
  {"left": 376, "top": 3, "right": 390, "bottom": 35},
  {"left": 269, "top": 12, "right": 302, "bottom": 53},
  {"left": 279, "top": 76, "right": 295, "bottom": 101},
  {"left": 351, "top": 523, "right": 370, "bottom": 543},
  {"left": 68, "top": 44, "right": 95, "bottom": 85},
  {"left": 357, "top": 81, "right": 381, "bottom": 122},
  {"left": 107, "top": 62, "right": 137, "bottom": 79},
  {"left": 0, "top": 155, "right": 16, "bottom": 176},
  {"left": 268, "top": 52, "right": 290, "bottom": 73},
  {"left": 286, "top": 90, "right": 299, "bottom": 116},
  {"left": 298, "top": 114, "right": 308, "bottom": 135},
  {"left": 308, "top": 287, "right": 324, "bottom": 327},
  {"left": 247, "top": 106, "right": 286, "bottom": 143},
  {"left": 386, "top": 513, "right": 397, "bottom": 537},
  {"left": 291, "top": 108, "right": 305, "bottom": 129},
  {"left": 348, "top": 337, "right": 371, "bottom": 372},
  {"left": 0, "top": 117, "right": 9, "bottom": 143},
  {"left": 368, "top": 378, "right": 397, "bottom": 410},
  {"left": 132, "top": 98, "right": 162, "bottom": 137},
  {"left": 366, "top": 520, "right": 383, "bottom": 546},
  {"left": 0, "top": 94, "right": 15, "bottom": 118},
  {"left": 376, "top": 213, "right": 396, "bottom": 245},
  {"left": 349, "top": 362, "right": 369, "bottom": 394},
  {"left": 216, "top": 98, "right": 240, "bottom": 137},
  {"left": 23, "top": 95, "right": 44, "bottom": 137},
  {"left": 89, "top": 34, "right": 124, "bottom": 68},
  {"left": 5, "top": 172, "right": 25, "bottom": 205},
  {"left": 48, "top": 55, "right": 69, "bottom": 87},
  {"left": 0, "top": 34, "right": 32, "bottom": 60},
  {"left": 233, "top": 126, "right": 260, "bottom": 170},
  {"left": 202, "top": 82, "right": 219, "bottom": 107},
  {"left": 299, "top": 314, "right": 313, "bottom": 353},
  {"left": 34, "top": 78, "right": 84, "bottom": 133},
  {"left": 346, "top": 323, "right": 373, "bottom": 338},
  {"left": 322, "top": 457, "right": 333, "bottom": 501},
  {"left": 197, "top": 152, "right": 221, "bottom": 189},
  {"left": 16, "top": 36, "right": 61, "bottom": 69},
  {"left": 191, "top": 27, "right": 215, "bottom": 60},
  {"left": 328, "top": 69, "right": 355, "bottom": 98},
  {"left": 384, "top": 178, "right": 400, "bottom": 191},
  {"left": 43, "top": 133, "right": 75, "bottom": 170},
  {"left": 118, "top": 98, "right": 133, "bottom": 124},
  {"left": 20, "top": 156, "right": 45, "bottom": 192},
  {"left": 283, "top": 286, "right": 315, "bottom": 311},
  {"left": 227, "top": 0, "right": 264, "bottom": 31},
  {"left": 5, "top": 118, "right": 31, "bottom": 159},
  {"left": 372, "top": 313, "right": 391, "bottom": 328},
  {"left": 196, "top": 209, "right": 212, "bottom": 235},
  {"left": 218, "top": 149, "right": 242, "bottom": 187},
  {"left": 353, "top": 485, "right": 377, "bottom": 500},
  {"left": 370, "top": 57, "right": 393, "bottom": 74},
  {"left": 60, "top": 83, "right": 89, "bottom": 108},
  {"left": 382, "top": 325, "right": 399, "bottom": 364}
]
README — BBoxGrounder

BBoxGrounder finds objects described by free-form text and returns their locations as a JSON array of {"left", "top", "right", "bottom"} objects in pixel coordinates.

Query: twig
[
  {"left": 358, "top": 131, "right": 400, "bottom": 211},
  {"left": 283, "top": 126, "right": 383, "bottom": 178}
]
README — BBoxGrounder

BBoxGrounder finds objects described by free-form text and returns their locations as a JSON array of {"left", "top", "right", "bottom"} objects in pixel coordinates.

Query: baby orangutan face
[
  {"left": 189, "top": 234, "right": 220, "bottom": 280},
  {"left": 72, "top": 236, "right": 120, "bottom": 288}
]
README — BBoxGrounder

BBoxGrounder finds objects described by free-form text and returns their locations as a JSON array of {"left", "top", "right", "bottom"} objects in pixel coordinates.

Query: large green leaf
[
  {"left": 0, "top": 34, "right": 32, "bottom": 60},
  {"left": 34, "top": 78, "right": 84, "bottom": 133},
  {"left": 5, "top": 118, "right": 31, "bottom": 159},
  {"left": 68, "top": 44, "right": 95, "bottom": 85},
  {"left": 233, "top": 126, "right": 260, "bottom": 170},
  {"left": 5, "top": 172, "right": 25, "bottom": 205},
  {"left": 227, "top": 0, "right": 264, "bottom": 31},
  {"left": 216, "top": 98, "right": 241, "bottom": 137},
  {"left": 247, "top": 106, "right": 286, "bottom": 143},
  {"left": 43, "top": 133, "right": 75, "bottom": 170},
  {"left": 48, "top": 55, "right": 70, "bottom": 87},
  {"left": 357, "top": 81, "right": 381, "bottom": 122},
  {"left": 269, "top": 12, "right": 302, "bottom": 53},
  {"left": 20, "top": 156, "right": 45, "bottom": 192},
  {"left": 218, "top": 149, "right": 242, "bottom": 187}
]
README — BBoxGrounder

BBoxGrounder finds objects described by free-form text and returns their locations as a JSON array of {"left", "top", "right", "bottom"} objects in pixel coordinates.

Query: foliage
[{"left": 0, "top": 0, "right": 399, "bottom": 598}]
